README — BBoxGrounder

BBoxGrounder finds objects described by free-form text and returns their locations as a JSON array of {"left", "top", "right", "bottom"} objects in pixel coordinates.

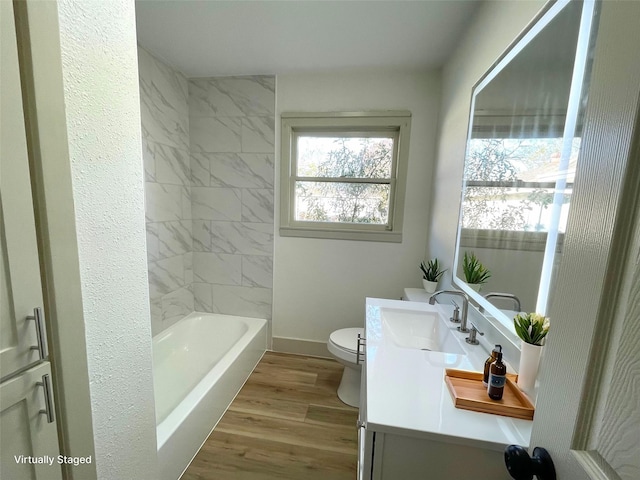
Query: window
[{"left": 280, "top": 112, "right": 411, "bottom": 242}]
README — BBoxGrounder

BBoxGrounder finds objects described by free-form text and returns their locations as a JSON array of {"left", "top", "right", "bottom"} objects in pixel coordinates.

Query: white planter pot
[
  {"left": 422, "top": 279, "right": 438, "bottom": 293},
  {"left": 517, "top": 342, "right": 543, "bottom": 396}
]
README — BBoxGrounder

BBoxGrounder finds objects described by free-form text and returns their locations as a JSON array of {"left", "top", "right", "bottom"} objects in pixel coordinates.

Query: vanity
[{"left": 357, "top": 297, "right": 532, "bottom": 480}]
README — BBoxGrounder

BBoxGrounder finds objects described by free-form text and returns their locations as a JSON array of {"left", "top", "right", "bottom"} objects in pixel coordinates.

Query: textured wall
[
  {"left": 138, "top": 47, "right": 194, "bottom": 335},
  {"left": 57, "top": 0, "right": 157, "bottom": 477},
  {"left": 188, "top": 76, "right": 275, "bottom": 323}
]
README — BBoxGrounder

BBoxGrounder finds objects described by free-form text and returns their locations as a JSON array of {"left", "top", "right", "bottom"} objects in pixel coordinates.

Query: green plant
[
  {"left": 420, "top": 259, "right": 447, "bottom": 282},
  {"left": 462, "top": 251, "right": 491, "bottom": 285},
  {"left": 514, "top": 313, "right": 550, "bottom": 345}
]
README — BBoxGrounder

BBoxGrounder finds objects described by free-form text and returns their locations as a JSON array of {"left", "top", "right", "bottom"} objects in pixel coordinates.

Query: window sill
[{"left": 279, "top": 226, "right": 402, "bottom": 243}]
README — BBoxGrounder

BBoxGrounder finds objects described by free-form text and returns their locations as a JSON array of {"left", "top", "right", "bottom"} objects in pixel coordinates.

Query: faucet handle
[
  {"left": 450, "top": 301, "right": 461, "bottom": 323},
  {"left": 465, "top": 322, "right": 484, "bottom": 345}
]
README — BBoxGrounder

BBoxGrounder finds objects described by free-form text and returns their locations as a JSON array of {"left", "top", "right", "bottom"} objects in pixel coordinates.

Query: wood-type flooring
[{"left": 182, "top": 351, "right": 358, "bottom": 480}]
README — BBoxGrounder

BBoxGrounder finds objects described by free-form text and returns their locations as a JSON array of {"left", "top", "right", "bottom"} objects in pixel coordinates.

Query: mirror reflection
[{"left": 453, "top": 0, "right": 596, "bottom": 331}]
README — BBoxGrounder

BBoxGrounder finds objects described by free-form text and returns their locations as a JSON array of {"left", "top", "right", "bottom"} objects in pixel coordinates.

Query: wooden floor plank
[
  {"left": 215, "top": 410, "right": 357, "bottom": 455},
  {"left": 182, "top": 431, "right": 357, "bottom": 480},
  {"left": 183, "top": 351, "right": 358, "bottom": 480}
]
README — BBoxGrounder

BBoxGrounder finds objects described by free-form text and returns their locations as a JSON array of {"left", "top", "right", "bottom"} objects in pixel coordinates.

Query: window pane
[
  {"left": 296, "top": 136, "right": 393, "bottom": 179},
  {"left": 462, "top": 186, "right": 571, "bottom": 232},
  {"left": 295, "top": 181, "right": 390, "bottom": 224}
]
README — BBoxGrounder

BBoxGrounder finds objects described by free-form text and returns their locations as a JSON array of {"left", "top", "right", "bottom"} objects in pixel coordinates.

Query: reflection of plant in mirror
[
  {"left": 420, "top": 259, "right": 447, "bottom": 282},
  {"left": 463, "top": 251, "right": 491, "bottom": 285},
  {"left": 513, "top": 312, "right": 549, "bottom": 345}
]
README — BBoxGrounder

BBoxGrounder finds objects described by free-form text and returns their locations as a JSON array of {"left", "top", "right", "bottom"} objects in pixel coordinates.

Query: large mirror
[{"left": 453, "top": 0, "right": 598, "bottom": 339}]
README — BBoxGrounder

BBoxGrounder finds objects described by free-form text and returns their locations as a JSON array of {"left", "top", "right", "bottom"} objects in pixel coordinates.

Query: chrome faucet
[
  {"left": 479, "top": 292, "right": 522, "bottom": 313},
  {"left": 428, "top": 290, "right": 470, "bottom": 333}
]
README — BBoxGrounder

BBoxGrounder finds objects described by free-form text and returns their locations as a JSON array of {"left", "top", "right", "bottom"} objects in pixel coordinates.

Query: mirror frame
[{"left": 452, "top": 0, "right": 598, "bottom": 342}]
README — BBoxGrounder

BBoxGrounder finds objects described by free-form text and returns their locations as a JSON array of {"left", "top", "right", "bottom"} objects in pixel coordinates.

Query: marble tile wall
[
  {"left": 139, "top": 47, "right": 194, "bottom": 335},
  {"left": 188, "top": 76, "right": 275, "bottom": 322}
]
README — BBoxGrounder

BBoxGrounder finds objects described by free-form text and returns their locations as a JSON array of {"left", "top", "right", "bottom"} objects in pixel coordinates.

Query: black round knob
[{"left": 504, "top": 445, "right": 556, "bottom": 480}]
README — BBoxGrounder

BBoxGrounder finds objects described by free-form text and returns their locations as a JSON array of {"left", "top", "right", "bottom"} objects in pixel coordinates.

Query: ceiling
[{"left": 135, "top": 0, "right": 482, "bottom": 78}]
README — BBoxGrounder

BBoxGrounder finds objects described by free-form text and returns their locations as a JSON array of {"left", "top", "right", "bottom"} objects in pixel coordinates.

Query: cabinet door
[
  {"left": 0, "top": 0, "right": 47, "bottom": 379},
  {"left": 0, "top": 361, "right": 62, "bottom": 480}
]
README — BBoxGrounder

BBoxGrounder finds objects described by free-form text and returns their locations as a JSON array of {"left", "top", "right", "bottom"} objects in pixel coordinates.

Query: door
[
  {"left": 528, "top": 2, "right": 640, "bottom": 479},
  {"left": 1, "top": 0, "right": 48, "bottom": 380},
  {"left": 1, "top": 0, "right": 62, "bottom": 478}
]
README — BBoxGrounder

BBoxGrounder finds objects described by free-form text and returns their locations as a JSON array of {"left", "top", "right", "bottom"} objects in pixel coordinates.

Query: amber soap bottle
[
  {"left": 487, "top": 351, "right": 507, "bottom": 400},
  {"left": 483, "top": 345, "right": 502, "bottom": 386}
]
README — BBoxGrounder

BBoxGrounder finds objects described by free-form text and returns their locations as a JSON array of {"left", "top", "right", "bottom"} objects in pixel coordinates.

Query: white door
[
  {"left": 1, "top": 0, "right": 62, "bottom": 478},
  {"left": 0, "top": 0, "right": 48, "bottom": 380},
  {"left": 527, "top": 2, "right": 640, "bottom": 479}
]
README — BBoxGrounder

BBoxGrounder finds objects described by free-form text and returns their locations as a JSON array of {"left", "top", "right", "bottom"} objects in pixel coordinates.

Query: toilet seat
[{"left": 329, "top": 327, "right": 364, "bottom": 354}]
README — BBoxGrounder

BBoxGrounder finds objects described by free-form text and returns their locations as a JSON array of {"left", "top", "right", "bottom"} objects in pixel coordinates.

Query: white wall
[
  {"left": 57, "top": 1, "right": 158, "bottom": 478},
  {"left": 428, "top": 0, "right": 547, "bottom": 287},
  {"left": 273, "top": 70, "right": 440, "bottom": 347}
]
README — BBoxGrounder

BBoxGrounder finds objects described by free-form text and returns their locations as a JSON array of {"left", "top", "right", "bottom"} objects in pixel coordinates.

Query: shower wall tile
[
  {"left": 184, "top": 252, "right": 193, "bottom": 284},
  {"left": 161, "top": 287, "right": 194, "bottom": 325},
  {"left": 209, "top": 222, "right": 273, "bottom": 255},
  {"left": 159, "top": 221, "right": 192, "bottom": 258},
  {"left": 181, "top": 186, "right": 192, "bottom": 220},
  {"left": 242, "top": 256, "right": 273, "bottom": 289},
  {"left": 142, "top": 139, "right": 156, "bottom": 182},
  {"left": 193, "top": 252, "right": 242, "bottom": 285},
  {"left": 190, "top": 117, "right": 242, "bottom": 153},
  {"left": 139, "top": 47, "right": 193, "bottom": 335},
  {"left": 210, "top": 285, "right": 273, "bottom": 319},
  {"left": 191, "top": 187, "right": 241, "bottom": 221},
  {"left": 192, "top": 220, "right": 212, "bottom": 252},
  {"left": 208, "top": 153, "right": 274, "bottom": 189},
  {"left": 154, "top": 143, "right": 190, "bottom": 186},
  {"left": 145, "top": 183, "right": 183, "bottom": 223},
  {"left": 146, "top": 222, "right": 160, "bottom": 263},
  {"left": 241, "top": 189, "right": 274, "bottom": 223},
  {"left": 192, "top": 283, "right": 213, "bottom": 312},
  {"left": 148, "top": 255, "right": 183, "bottom": 300},
  {"left": 150, "top": 297, "right": 162, "bottom": 336},
  {"left": 188, "top": 76, "right": 275, "bottom": 117},
  {"left": 138, "top": 47, "right": 189, "bottom": 151},
  {"left": 187, "top": 75, "right": 275, "bottom": 323},
  {"left": 190, "top": 154, "right": 210, "bottom": 187},
  {"left": 241, "top": 117, "right": 275, "bottom": 153}
]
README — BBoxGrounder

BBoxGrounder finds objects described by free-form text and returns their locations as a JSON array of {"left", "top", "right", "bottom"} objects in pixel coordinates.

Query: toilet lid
[{"left": 329, "top": 328, "right": 364, "bottom": 353}]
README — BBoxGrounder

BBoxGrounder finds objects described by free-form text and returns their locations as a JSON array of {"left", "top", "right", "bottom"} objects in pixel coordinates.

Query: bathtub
[{"left": 153, "top": 312, "right": 266, "bottom": 480}]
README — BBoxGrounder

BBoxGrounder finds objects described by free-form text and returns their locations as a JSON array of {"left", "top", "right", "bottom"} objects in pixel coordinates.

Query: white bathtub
[{"left": 153, "top": 312, "right": 266, "bottom": 480}]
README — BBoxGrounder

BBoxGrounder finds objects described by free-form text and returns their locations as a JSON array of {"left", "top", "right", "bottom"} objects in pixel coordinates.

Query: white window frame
[{"left": 280, "top": 111, "right": 411, "bottom": 242}]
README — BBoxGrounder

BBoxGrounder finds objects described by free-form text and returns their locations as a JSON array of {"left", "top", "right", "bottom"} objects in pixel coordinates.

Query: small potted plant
[
  {"left": 462, "top": 251, "right": 491, "bottom": 291},
  {"left": 513, "top": 312, "right": 550, "bottom": 395},
  {"left": 419, "top": 258, "right": 447, "bottom": 293}
]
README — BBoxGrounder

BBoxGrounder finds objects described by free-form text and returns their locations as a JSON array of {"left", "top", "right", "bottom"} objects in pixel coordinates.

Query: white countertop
[{"left": 364, "top": 297, "right": 532, "bottom": 452}]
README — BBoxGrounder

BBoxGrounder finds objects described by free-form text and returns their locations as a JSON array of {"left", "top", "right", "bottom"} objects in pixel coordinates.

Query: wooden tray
[{"left": 444, "top": 369, "right": 534, "bottom": 420}]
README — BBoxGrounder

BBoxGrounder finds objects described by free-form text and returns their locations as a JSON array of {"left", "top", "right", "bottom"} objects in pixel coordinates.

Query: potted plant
[
  {"left": 419, "top": 258, "right": 446, "bottom": 293},
  {"left": 513, "top": 312, "right": 550, "bottom": 395},
  {"left": 462, "top": 251, "right": 491, "bottom": 290}
]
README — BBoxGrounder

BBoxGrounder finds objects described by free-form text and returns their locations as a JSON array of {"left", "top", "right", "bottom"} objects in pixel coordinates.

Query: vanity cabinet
[
  {"left": 358, "top": 297, "right": 530, "bottom": 480},
  {"left": 358, "top": 427, "right": 508, "bottom": 480}
]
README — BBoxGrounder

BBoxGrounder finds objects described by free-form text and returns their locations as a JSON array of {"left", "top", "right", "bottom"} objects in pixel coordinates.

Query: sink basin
[{"left": 380, "top": 307, "right": 464, "bottom": 355}]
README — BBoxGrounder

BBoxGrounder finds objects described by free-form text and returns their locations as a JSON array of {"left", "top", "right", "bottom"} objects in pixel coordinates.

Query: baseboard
[{"left": 271, "top": 336, "right": 331, "bottom": 358}]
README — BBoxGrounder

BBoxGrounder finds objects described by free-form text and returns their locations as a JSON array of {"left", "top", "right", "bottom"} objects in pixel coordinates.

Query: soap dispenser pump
[{"left": 483, "top": 345, "right": 502, "bottom": 387}]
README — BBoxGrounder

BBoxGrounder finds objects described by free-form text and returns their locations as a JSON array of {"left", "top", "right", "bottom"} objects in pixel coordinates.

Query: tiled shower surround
[{"left": 138, "top": 47, "right": 275, "bottom": 335}]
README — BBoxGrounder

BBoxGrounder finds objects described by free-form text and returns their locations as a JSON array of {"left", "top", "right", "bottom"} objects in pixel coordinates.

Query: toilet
[{"left": 327, "top": 327, "right": 364, "bottom": 407}]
